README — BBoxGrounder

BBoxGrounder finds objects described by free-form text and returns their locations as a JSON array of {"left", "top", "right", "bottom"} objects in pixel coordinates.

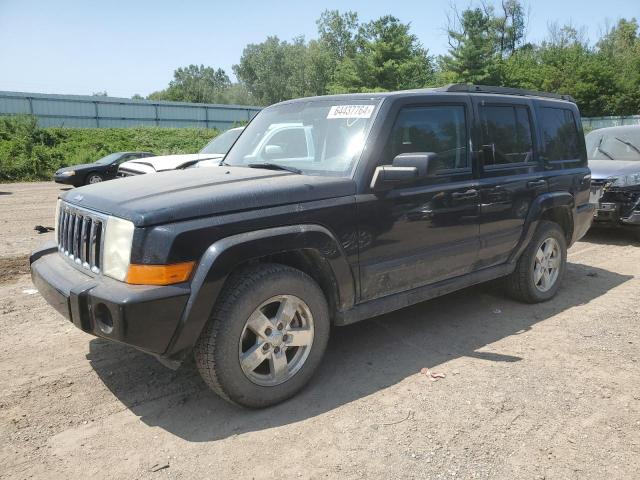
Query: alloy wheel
[
  {"left": 238, "top": 295, "right": 314, "bottom": 387},
  {"left": 533, "top": 237, "right": 561, "bottom": 292}
]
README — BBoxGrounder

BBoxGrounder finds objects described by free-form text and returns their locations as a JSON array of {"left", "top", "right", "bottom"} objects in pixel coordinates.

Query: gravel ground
[{"left": 1, "top": 181, "right": 639, "bottom": 480}]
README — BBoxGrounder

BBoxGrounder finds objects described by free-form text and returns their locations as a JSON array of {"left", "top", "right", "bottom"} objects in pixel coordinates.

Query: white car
[{"left": 117, "top": 127, "right": 244, "bottom": 177}]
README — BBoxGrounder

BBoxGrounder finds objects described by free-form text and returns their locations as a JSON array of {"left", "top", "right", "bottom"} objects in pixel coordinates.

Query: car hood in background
[
  {"left": 119, "top": 153, "right": 224, "bottom": 173},
  {"left": 588, "top": 160, "right": 640, "bottom": 180},
  {"left": 61, "top": 167, "right": 356, "bottom": 227},
  {"left": 56, "top": 163, "right": 102, "bottom": 174}
]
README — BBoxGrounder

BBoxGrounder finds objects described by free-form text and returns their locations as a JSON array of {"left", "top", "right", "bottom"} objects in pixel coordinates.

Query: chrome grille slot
[{"left": 56, "top": 202, "right": 106, "bottom": 274}]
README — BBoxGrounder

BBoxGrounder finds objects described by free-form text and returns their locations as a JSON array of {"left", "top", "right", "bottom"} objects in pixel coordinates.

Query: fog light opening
[{"left": 94, "top": 303, "right": 114, "bottom": 334}]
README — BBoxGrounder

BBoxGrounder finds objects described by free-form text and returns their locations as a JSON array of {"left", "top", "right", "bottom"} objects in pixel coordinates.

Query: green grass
[{"left": 0, "top": 115, "right": 219, "bottom": 182}]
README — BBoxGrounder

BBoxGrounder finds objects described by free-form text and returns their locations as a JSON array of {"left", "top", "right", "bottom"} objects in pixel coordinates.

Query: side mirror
[
  {"left": 371, "top": 152, "right": 439, "bottom": 192},
  {"left": 264, "top": 144, "right": 284, "bottom": 159}
]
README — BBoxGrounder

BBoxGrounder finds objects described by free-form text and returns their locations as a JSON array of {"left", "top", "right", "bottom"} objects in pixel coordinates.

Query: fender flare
[
  {"left": 164, "top": 224, "right": 355, "bottom": 358},
  {"left": 508, "top": 192, "right": 574, "bottom": 263}
]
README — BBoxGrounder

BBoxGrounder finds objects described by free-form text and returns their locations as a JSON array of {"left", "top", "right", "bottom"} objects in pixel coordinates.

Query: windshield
[
  {"left": 223, "top": 100, "right": 380, "bottom": 176},
  {"left": 586, "top": 128, "right": 640, "bottom": 161},
  {"left": 200, "top": 128, "right": 243, "bottom": 155},
  {"left": 96, "top": 153, "right": 124, "bottom": 165}
]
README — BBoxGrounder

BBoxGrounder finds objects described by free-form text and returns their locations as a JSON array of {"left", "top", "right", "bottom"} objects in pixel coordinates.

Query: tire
[
  {"left": 85, "top": 172, "right": 104, "bottom": 185},
  {"left": 194, "top": 263, "right": 330, "bottom": 408},
  {"left": 506, "top": 220, "right": 567, "bottom": 303}
]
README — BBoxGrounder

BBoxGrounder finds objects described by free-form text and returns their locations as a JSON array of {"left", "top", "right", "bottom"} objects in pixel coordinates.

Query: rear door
[{"left": 472, "top": 96, "right": 547, "bottom": 268}]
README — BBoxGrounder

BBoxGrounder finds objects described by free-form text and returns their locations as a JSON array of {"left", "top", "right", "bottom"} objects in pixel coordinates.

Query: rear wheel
[
  {"left": 194, "top": 263, "right": 330, "bottom": 408},
  {"left": 506, "top": 221, "right": 567, "bottom": 303},
  {"left": 85, "top": 172, "right": 103, "bottom": 185}
]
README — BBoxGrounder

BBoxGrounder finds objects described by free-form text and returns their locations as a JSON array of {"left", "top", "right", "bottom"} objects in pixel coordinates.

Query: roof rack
[{"left": 440, "top": 84, "right": 575, "bottom": 102}]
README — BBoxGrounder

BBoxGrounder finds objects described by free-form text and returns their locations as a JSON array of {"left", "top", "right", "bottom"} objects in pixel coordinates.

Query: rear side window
[
  {"left": 387, "top": 105, "right": 468, "bottom": 170},
  {"left": 479, "top": 105, "right": 534, "bottom": 165},
  {"left": 539, "top": 107, "right": 581, "bottom": 161}
]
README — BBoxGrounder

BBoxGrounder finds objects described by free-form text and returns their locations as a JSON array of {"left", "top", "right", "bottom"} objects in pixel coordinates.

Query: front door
[{"left": 356, "top": 102, "right": 480, "bottom": 302}]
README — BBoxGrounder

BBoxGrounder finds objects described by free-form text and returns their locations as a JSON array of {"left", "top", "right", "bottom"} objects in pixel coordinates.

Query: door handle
[
  {"left": 451, "top": 189, "right": 479, "bottom": 199},
  {"left": 527, "top": 180, "right": 547, "bottom": 188}
]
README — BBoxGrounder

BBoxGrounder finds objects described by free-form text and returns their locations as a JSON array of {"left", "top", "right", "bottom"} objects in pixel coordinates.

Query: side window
[
  {"left": 264, "top": 128, "right": 308, "bottom": 158},
  {"left": 539, "top": 107, "right": 581, "bottom": 161},
  {"left": 386, "top": 105, "right": 468, "bottom": 170},
  {"left": 479, "top": 105, "right": 534, "bottom": 166}
]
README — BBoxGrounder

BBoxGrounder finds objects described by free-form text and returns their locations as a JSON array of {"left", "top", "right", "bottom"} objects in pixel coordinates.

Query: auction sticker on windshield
[{"left": 327, "top": 105, "right": 375, "bottom": 119}]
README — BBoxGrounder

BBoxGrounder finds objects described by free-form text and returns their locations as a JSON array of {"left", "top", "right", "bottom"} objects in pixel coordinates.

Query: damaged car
[
  {"left": 586, "top": 125, "right": 640, "bottom": 240},
  {"left": 117, "top": 127, "right": 244, "bottom": 176}
]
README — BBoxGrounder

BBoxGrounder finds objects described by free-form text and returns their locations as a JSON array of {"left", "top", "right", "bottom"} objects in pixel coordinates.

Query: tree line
[{"left": 142, "top": 2, "right": 640, "bottom": 118}]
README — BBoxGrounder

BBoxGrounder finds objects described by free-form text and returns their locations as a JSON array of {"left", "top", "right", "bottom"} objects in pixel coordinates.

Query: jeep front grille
[{"left": 57, "top": 202, "right": 105, "bottom": 274}]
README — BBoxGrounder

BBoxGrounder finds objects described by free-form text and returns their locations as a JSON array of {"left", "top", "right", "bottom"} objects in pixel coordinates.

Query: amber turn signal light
[{"left": 126, "top": 261, "right": 195, "bottom": 285}]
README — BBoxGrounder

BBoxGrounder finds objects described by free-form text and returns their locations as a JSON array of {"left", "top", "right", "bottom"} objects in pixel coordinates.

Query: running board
[{"left": 334, "top": 264, "right": 515, "bottom": 326}]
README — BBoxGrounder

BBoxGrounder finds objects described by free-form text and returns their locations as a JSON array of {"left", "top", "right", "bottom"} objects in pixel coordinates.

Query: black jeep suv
[{"left": 31, "top": 85, "right": 594, "bottom": 408}]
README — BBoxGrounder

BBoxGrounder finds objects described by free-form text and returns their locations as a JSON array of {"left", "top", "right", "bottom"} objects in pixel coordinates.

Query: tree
[
  {"left": 330, "top": 15, "right": 434, "bottom": 93},
  {"left": 595, "top": 18, "right": 640, "bottom": 115},
  {"left": 442, "top": 6, "right": 497, "bottom": 84},
  {"left": 499, "top": 24, "right": 619, "bottom": 117},
  {"left": 493, "top": 0, "right": 527, "bottom": 57},
  {"left": 148, "top": 64, "right": 231, "bottom": 104},
  {"left": 317, "top": 10, "right": 359, "bottom": 61},
  {"left": 234, "top": 36, "right": 332, "bottom": 104}
]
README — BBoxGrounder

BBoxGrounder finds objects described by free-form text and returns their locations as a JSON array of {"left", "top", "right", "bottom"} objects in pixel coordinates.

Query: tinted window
[
  {"left": 265, "top": 128, "right": 308, "bottom": 158},
  {"left": 386, "top": 106, "right": 468, "bottom": 170},
  {"left": 479, "top": 105, "right": 533, "bottom": 165},
  {"left": 540, "top": 108, "right": 581, "bottom": 161}
]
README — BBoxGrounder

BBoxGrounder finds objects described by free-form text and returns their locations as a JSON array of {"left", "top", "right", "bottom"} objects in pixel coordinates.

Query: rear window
[{"left": 539, "top": 107, "right": 581, "bottom": 161}]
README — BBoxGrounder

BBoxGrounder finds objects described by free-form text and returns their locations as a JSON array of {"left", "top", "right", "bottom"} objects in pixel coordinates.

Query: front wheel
[
  {"left": 194, "top": 263, "right": 330, "bottom": 408},
  {"left": 85, "top": 173, "right": 104, "bottom": 185},
  {"left": 506, "top": 220, "right": 567, "bottom": 303}
]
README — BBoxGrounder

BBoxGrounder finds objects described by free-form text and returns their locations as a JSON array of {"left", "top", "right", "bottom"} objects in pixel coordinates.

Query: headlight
[
  {"left": 612, "top": 173, "right": 640, "bottom": 187},
  {"left": 59, "top": 171, "right": 76, "bottom": 177},
  {"left": 102, "top": 216, "right": 135, "bottom": 281}
]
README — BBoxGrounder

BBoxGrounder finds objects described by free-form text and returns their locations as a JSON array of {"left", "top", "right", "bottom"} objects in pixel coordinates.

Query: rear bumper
[{"left": 30, "top": 243, "right": 190, "bottom": 357}]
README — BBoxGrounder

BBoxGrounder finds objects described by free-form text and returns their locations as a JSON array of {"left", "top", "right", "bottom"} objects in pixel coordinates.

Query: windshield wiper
[
  {"left": 597, "top": 137, "right": 614, "bottom": 160},
  {"left": 248, "top": 163, "right": 302, "bottom": 174},
  {"left": 614, "top": 137, "right": 640, "bottom": 155}
]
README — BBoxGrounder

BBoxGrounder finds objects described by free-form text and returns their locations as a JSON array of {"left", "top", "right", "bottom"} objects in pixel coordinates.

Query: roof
[{"left": 275, "top": 84, "right": 575, "bottom": 107}]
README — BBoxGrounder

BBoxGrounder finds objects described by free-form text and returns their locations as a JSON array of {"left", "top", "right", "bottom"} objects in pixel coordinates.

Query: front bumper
[
  {"left": 593, "top": 202, "right": 640, "bottom": 229},
  {"left": 53, "top": 174, "right": 78, "bottom": 185},
  {"left": 30, "top": 243, "right": 190, "bottom": 356}
]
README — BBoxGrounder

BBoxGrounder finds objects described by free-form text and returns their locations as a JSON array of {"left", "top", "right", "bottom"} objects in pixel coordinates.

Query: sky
[{"left": 0, "top": 0, "right": 638, "bottom": 98}]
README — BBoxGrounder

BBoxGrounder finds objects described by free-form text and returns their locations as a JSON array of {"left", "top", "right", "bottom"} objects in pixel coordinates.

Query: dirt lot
[{"left": 1, "top": 181, "right": 639, "bottom": 479}]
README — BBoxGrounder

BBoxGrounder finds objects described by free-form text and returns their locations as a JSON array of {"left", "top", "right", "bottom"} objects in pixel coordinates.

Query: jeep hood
[
  {"left": 120, "top": 153, "right": 223, "bottom": 173},
  {"left": 589, "top": 160, "right": 640, "bottom": 180},
  {"left": 61, "top": 167, "right": 356, "bottom": 226}
]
